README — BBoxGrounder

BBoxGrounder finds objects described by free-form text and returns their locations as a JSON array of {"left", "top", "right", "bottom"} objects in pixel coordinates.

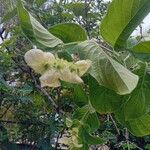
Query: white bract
[
  {"left": 24, "top": 49, "right": 55, "bottom": 74},
  {"left": 24, "top": 49, "right": 91, "bottom": 87},
  {"left": 58, "top": 128, "right": 83, "bottom": 149}
]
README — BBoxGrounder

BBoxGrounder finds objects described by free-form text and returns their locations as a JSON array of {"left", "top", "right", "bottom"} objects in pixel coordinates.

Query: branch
[
  {"left": 99, "top": 43, "right": 113, "bottom": 53},
  {"left": 0, "top": 119, "right": 48, "bottom": 126},
  {"left": 109, "top": 114, "right": 120, "bottom": 135},
  {"left": 29, "top": 70, "right": 64, "bottom": 114},
  {"left": 125, "top": 128, "right": 130, "bottom": 150},
  {"left": 12, "top": 57, "right": 64, "bottom": 114},
  {"left": 0, "top": 104, "right": 12, "bottom": 119}
]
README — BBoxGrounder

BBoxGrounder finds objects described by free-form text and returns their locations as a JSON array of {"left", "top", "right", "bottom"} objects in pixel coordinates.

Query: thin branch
[
  {"left": 129, "top": 141, "right": 143, "bottom": 150},
  {"left": 99, "top": 43, "right": 113, "bottom": 53},
  {"left": 109, "top": 114, "right": 120, "bottom": 135},
  {"left": 0, "top": 104, "right": 12, "bottom": 119},
  {"left": 0, "top": 119, "right": 48, "bottom": 126},
  {"left": 125, "top": 128, "right": 130, "bottom": 150}
]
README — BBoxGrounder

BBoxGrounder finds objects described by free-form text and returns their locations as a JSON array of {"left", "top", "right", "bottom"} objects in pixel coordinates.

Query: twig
[
  {"left": 99, "top": 43, "right": 113, "bottom": 53},
  {"left": 129, "top": 141, "right": 143, "bottom": 150},
  {"left": 109, "top": 114, "right": 120, "bottom": 135},
  {"left": 139, "top": 24, "right": 144, "bottom": 40},
  {"left": 0, "top": 104, "right": 12, "bottom": 119},
  {"left": 125, "top": 128, "right": 130, "bottom": 150},
  {"left": 29, "top": 70, "right": 62, "bottom": 113},
  {"left": 0, "top": 119, "right": 48, "bottom": 126}
]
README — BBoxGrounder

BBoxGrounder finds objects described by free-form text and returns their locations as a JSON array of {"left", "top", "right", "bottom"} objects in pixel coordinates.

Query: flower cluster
[
  {"left": 58, "top": 128, "right": 82, "bottom": 149},
  {"left": 24, "top": 49, "right": 91, "bottom": 87}
]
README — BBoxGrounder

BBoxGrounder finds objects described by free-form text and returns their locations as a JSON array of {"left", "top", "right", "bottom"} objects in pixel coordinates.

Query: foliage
[{"left": 0, "top": 0, "right": 150, "bottom": 149}]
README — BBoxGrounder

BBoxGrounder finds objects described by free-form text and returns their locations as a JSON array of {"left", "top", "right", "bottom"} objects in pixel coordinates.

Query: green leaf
[
  {"left": 64, "top": 2, "right": 89, "bottom": 17},
  {"left": 73, "top": 85, "right": 88, "bottom": 106},
  {"left": 1, "top": 7, "right": 17, "bottom": 23},
  {"left": 80, "top": 127, "right": 105, "bottom": 145},
  {"left": 122, "top": 63, "right": 150, "bottom": 120},
  {"left": 18, "top": 84, "right": 33, "bottom": 95},
  {"left": 126, "top": 114, "right": 150, "bottom": 137},
  {"left": 130, "top": 41, "right": 150, "bottom": 61},
  {"left": 115, "top": 105, "right": 150, "bottom": 137},
  {"left": 75, "top": 40, "right": 139, "bottom": 95},
  {"left": 86, "top": 112, "right": 100, "bottom": 133},
  {"left": 17, "top": 0, "right": 62, "bottom": 48},
  {"left": 100, "top": 0, "right": 150, "bottom": 50},
  {"left": 88, "top": 76, "right": 123, "bottom": 114},
  {"left": 69, "top": 105, "right": 103, "bottom": 149},
  {"left": 73, "top": 105, "right": 100, "bottom": 132},
  {"left": 61, "top": 81, "right": 88, "bottom": 106},
  {"left": 49, "top": 23, "right": 87, "bottom": 43},
  {"left": 34, "top": 0, "right": 45, "bottom": 7},
  {"left": 57, "top": 51, "right": 73, "bottom": 62}
]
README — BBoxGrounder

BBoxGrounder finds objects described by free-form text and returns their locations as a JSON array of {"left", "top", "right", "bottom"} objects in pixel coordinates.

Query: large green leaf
[
  {"left": 88, "top": 76, "right": 123, "bottom": 114},
  {"left": 73, "top": 85, "right": 88, "bottom": 107},
  {"left": 80, "top": 127, "right": 105, "bottom": 145},
  {"left": 17, "top": 0, "right": 62, "bottom": 48},
  {"left": 75, "top": 40, "right": 139, "bottom": 95},
  {"left": 72, "top": 105, "right": 100, "bottom": 133},
  {"left": 126, "top": 114, "right": 150, "bottom": 137},
  {"left": 130, "top": 41, "right": 150, "bottom": 61},
  {"left": 61, "top": 81, "right": 88, "bottom": 106},
  {"left": 100, "top": 0, "right": 150, "bottom": 50},
  {"left": 122, "top": 63, "right": 150, "bottom": 120},
  {"left": 116, "top": 111, "right": 150, "bottom": 137},
  {"left": 69, "top": 105, "right": 104, "bottom": 149},
  {"left": 49, "top": 23, "right": 87, "bottom": 43}
]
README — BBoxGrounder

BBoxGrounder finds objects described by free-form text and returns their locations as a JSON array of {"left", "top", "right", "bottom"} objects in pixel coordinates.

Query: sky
[{"left": 132, "top": 13, "right": 150, "bottom": 36}]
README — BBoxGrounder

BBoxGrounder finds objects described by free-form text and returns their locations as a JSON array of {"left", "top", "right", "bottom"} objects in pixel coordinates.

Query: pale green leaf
[
  {"left": 100, "top": 0, "right": 150, "bottom": 50},
  {"left": 73, "top": 105, "right": 100, "bottom": 132},
  {"left": 115, "top": 102, "right": 150, "bottom": 137},
  {"left": 126, "top": 114, "right": 150, "bottom": 137},
  {"left": 122, "top": 63, "right": 150, "bottom": 120},
  {"left": 130, "top": 41, "right": 150, "bottom": 61},
  {"left": 49, "top": 23, "right": 87, "bottom": 43},
  {"left": 17, "top": 0, "right": 63, "bottom": 48},
  {"left": 75, "top": 40, "right": 139, "bottom": 95}
]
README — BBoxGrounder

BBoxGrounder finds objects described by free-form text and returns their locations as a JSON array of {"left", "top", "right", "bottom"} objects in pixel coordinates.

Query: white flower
[
  {"left": 39, "top": 69, "right": 61, "bottom": 87},
  {"left": 24, "top": 49, "right": 55, "bottom": 74},
  {"left": 24, "top": 49, "right": 92, "bottom": 87},
  {"left": 60, "top": 68, "right": 83, "bottom": 84},
  {"left": 58, "top": 137, "right": 70, "bottom": 145},
  {"left": 58, "top": 128, "right": 83, "bottom": 149},
  {"left": 75, "top": 60, "right": 92, "bottom": 76}
]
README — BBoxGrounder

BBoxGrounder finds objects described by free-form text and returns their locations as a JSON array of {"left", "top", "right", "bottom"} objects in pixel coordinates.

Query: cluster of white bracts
[
  {"left": 24, "top": 49, "right": 91, "bottom": 87},
  {"left": 58, "top": 128, "right": 82, "bottom": 149}
]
